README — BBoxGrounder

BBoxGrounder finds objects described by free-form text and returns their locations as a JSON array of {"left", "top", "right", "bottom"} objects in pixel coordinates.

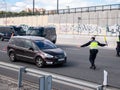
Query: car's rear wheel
[
  {"left": 9, "top": 52, "right": 16, "bottom": 62},
  {"left": 35, "top": 57, "right": 44, "bottom": 68}
]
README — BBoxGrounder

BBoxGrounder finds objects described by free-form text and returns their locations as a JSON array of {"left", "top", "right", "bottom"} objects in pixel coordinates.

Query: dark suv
[
  {"left": 26, "top": 26, "right": 57, "bottom": 43},
  {"left": 7, "top": 36, "right": 67, "bottom": 67},
  {"left": 12, "top": 26, "right": 26, "bottom": 36},
  {"left": 0, "top": 26, "right": 26, "bottom": 41},
  {"left": 0, "top": 26, "right": 15, "bottom": 41}
]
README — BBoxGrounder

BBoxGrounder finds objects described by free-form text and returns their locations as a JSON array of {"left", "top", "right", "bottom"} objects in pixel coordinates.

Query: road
[{"left": 0, "top": 40, "right": 120, "bottom": 89}]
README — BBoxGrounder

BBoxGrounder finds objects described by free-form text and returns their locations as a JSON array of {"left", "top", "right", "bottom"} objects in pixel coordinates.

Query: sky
[{"left": 0, "top": 0, "right": 120, "bottom": 12}]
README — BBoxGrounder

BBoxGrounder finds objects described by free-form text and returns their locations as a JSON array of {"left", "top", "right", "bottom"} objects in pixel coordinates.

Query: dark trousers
[
  {"left": 116, "top": 48, "right": 120, "bottom": 56},
  {"left": 116, "top": 42, "right": 120, "bottom": 56},
  {"left": 89, "top": 49, "right": 98, "bottom": 66}
]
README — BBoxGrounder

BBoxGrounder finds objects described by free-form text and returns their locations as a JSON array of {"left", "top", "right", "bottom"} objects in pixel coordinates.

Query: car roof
[
  {"left": 29, "top": 26, "right": 44, "bottom": 29},
  {"left": 12, "top": 36, "right": 46, "bottom": 41},
  {"left": 0, "top": 26, "right": 14, "bottom": 32}
]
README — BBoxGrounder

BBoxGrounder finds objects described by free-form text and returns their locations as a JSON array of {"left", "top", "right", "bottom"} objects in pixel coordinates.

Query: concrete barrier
[{"left": 57, "top": 34, "right": 117, "bottom": 49}]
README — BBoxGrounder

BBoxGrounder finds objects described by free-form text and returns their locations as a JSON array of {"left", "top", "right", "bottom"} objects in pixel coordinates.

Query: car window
[
  {"left": 34, "top": 40, "right": 57, "bottom": 49},
  {"left": 26, "top": 28, "right": 44, "bottom": 36},
  {"left": 24, "top": 40, "right": 33, "bottom": 49},
  {"left": 0, "top": 27, "right": 14, "bottom": 33},
  {"left": 14, "top": 27, "right": 25, "bottom": 35},
  {"left": 11, "top": 38, "right": 35, "bottom": 51},
  {"left": 15, "top": 39, "right": 25, "bottom": 47},
  {"left": 31, "top": 30, "right": 39, "bottom": 35},
  {"left": 32, "top": 42, "right": 39, "bottom": 51}
]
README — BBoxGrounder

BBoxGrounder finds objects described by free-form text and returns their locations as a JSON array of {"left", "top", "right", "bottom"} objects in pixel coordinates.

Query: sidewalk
[
  {"left": 0, "top": 74, "right": 120, "bottom": 90},
  {"left": 0, "top": 75, "right": 38, "bottom": 90}
]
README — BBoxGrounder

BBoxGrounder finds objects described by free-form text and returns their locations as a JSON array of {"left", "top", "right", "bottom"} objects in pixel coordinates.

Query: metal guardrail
[
  {"left": 0, "top": 4, "right": 119, "bottom": 18},
  {"left": 47, "top": 4, "right": 120, "bottom": 15},
  {"left": 0, "top": 61, "right": 104, "bottom": 90},
  {"left": 0, "top": 62, "right": 52, "bottom": 90}
]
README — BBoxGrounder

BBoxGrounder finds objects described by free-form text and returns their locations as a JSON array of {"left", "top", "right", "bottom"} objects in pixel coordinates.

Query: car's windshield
[
  {"left": 34, "top": 40, "right": 57, "bottom": 49},
  {"left": 26, "top": 28, "right": 44, "bottom": 36},
  {"left": 14, "top": 27, "right": 26, "bottom": 35}
]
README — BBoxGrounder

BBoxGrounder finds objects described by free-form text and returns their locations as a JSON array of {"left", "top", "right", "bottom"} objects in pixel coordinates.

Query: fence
[
  {"left": 48, "top": 4, "right": 120, "bottom": 35},
  {"left": 46, "top": 4, "right": 120, "bottom": 15},
  {"left": 0, "top": 4, "right": 119, "bottom": 36},
  {"left": 0, "top": 61, "right": 105, "bottom": 90}
]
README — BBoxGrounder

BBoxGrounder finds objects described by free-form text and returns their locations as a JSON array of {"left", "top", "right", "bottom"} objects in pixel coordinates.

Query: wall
[
  {"left": 57, "top": 34, "right": 117, "bottom": 49},
  {"left": 0, "top": 15, "right": 48, "bottom": 26},
  {"left": 0, "top": 9, "right": 119, "bottom": 36}
]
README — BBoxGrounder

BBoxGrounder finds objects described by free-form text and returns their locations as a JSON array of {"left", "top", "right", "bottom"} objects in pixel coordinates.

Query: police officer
[
  {"left": 80, "top": 37, "right": 107, "bottom": 70},
  {"left": 116, "top": 35, "right": 120, "bottom": 56}
]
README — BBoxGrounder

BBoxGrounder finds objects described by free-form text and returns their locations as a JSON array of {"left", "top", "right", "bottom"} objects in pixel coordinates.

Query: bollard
[
  {"left": 39, "top": 75, "right": 52, "bottom": 90},
  {"left": 103, "top": 70, "right": 108, "bottom": 86},
  {"left": 18, "top": 66, "right": 25, "bottom": 88},
  {"left": 39, "top": 76, "right": 45, "bottom": 90},
  {"left": 97, "top": 85, "right": 103, "bottom": 90},
  {"left": 45, "top": 75, "right": 52, "bottom": 90}
]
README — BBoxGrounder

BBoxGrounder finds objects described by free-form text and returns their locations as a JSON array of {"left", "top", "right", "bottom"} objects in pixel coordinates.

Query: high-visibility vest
[{"left": 90, "top": 41, "right": 98, "bottom": 49}]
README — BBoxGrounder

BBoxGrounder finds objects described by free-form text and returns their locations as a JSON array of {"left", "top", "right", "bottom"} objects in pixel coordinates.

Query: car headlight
[{"left": 43, "top": 53, "right": 53, "bottom": 58}]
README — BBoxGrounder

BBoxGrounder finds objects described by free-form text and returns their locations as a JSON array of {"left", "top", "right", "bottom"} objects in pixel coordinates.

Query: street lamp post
[
  {"left": 33, "top": 0, "right": 35, "bottom": 15},
  {"left": 3, "top": 0, "right": 7, "bottom": 26},
  {"left": 5, "top": 3, "right": 7, "bottom": 26},
  {"left": 57, "top": 0, "right": 59, "bottom": 14}
]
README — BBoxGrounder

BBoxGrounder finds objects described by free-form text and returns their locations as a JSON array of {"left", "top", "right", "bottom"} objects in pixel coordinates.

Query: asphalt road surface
[{"left": 0, "top": 40, "right": 120, "bottom": 89}]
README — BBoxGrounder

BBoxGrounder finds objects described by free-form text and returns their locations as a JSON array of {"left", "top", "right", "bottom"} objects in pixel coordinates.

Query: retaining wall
[{"left": 57, "top": 34, "right": 117, "bottom": 49}]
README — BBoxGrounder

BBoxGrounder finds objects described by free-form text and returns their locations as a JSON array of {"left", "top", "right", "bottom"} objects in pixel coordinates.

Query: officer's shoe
[
  {"left": 93, "top": 66, "right": 96, "bottom": 70},
  {"left": 89, "top": 66, "right": 93, "bottom": 69},
  {"left": 90, "top": 66, "right": 96, "bottom": 70}
]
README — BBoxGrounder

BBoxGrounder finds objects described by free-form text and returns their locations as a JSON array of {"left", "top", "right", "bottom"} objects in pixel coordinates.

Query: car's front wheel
[
  {"left": 9, "top": 52, "right": 16, "bottom": 62},
  {"left": 35, "top": 57, "right": 44, "bottom": 68}
]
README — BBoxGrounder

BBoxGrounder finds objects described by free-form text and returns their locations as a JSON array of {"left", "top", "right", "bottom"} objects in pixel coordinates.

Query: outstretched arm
[
  {"left": 98, "top": 42, "right": 107, "bottom": 47},
  {"left": 81, "top": 41, "right": 91, "bottom": 47}
]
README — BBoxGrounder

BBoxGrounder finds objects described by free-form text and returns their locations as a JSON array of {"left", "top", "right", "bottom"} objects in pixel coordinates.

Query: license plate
[{"left": 58, "top": 58, "right": 64, "bottom": 61}]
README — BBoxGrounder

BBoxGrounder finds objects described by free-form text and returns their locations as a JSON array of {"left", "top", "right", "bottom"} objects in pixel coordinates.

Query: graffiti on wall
[
  {"left": 59, "top": 24, "right": 102, "bottom": 34},
  {"left": 72, "top": 24, "right": 102, "bottom": 34},
  {"left": 106, "top": 24, "right": 120, "bottom": 35},
  {"left": 58, "top": 24, "right": 120, "bottom": 35}
]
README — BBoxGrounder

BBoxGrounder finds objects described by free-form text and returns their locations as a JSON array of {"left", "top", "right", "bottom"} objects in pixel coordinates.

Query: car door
[
  {"left": 14, "top": 39, "right": 26, "bottom": 60},
  {"left": 23, "top": 39, "right": 36, "bottom": 62}
]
